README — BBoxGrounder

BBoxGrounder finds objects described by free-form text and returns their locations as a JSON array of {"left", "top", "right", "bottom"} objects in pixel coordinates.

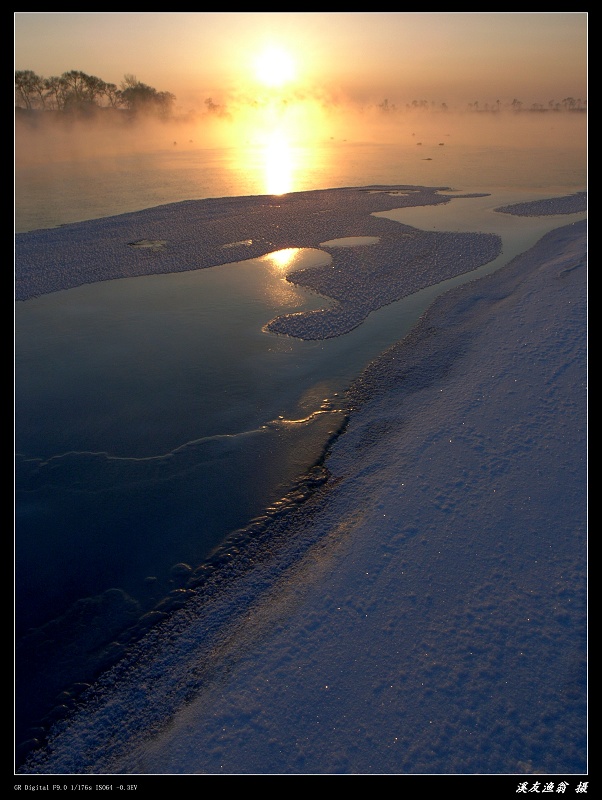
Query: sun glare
[{"left": 254, "top": 46, "right": 296, "bottom": 88}]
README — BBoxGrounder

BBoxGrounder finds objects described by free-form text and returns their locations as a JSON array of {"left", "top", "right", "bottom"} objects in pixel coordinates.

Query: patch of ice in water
[
  {"left": 127, "top": 239, "right": 167, "bottom": 250},
  {"left": 222, "top": 239, "right": 253, "bottom": 248},
  {"left": 320, "top": 236, "right": 380, "bottom": 248}
]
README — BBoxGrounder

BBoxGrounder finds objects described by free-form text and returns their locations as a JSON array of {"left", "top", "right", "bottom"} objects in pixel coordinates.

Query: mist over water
[{"left": 15, "top": 107, "right": 586, "bottom": 232}]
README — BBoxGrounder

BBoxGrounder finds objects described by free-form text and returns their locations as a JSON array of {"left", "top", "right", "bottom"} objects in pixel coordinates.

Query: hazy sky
[{"left": 14, "top": 12, "right": 587, "bottom": 111}]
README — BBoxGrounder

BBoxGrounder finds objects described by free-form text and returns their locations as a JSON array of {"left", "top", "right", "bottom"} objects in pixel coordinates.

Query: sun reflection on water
[
  {"left": 258, "top": 246, "right": 332, "bottom": 308},
  {"left": 264, "top": 131, "right": 294, "bottom": 195},
  {"left": 226, "top": 86, "right": 334, "bottom": 197},
  {"left": 264, "top": 247, "right": 299, "bottom": 270}
]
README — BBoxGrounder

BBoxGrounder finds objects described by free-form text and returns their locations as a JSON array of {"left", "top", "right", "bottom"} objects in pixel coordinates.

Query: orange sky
[{"left": 14, "top": 12, "right": 587, "bottom": 112}]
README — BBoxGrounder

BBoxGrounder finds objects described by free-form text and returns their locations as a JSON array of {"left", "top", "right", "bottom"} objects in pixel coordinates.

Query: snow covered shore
[{"left": 18, "top": 203, "right": 587, "bottom": 775}]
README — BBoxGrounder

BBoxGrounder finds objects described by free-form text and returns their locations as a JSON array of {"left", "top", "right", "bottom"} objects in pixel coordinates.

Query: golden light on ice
[{"left": 254, "top": 46, "right": 296, "bottom": 87}]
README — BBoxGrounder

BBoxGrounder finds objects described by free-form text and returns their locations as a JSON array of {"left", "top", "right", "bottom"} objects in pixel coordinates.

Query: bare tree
[
  {"left": 58, "top": 70, "right": 107, "bottom": 110},
  {"left": 43, "top": 76, "right": 64, "bottom": 110},
  {"left": 15, "top": 70, "right": 45, "bottom": 109},
  {"left": 103, "top": 83, "right": 120, "bottom": 108},
  {"left": 16, "top": 69, "right": 176, "bottom": 118},
  {"left": 118, "top": 75, "right": 175, "bottom": 116}
]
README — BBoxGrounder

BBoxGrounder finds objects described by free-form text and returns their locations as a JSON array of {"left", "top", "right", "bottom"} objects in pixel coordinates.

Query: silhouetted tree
[
  {"left": 43, "top": 76, "right": 64, "bottom": 110},
  {"left": 15, "top": 70, "right": 45, "bottom": 109},
  {"left": 16, "top": 69, "right": 176, "bottom": 117},
  {"left": 118, "top": 74, "right": 175, "bottom": 116},
  {"left": 204, "top": 97, "right": 230, "bottom": 116},
  {"left": 378, "top": 98, "right": 396, "bottom": 112},
  {"left": 103, "top": 83, "right": 120, "bottom": 108},
  {"left": 58, "top": 70, "right": 108, "bottom": 111}
]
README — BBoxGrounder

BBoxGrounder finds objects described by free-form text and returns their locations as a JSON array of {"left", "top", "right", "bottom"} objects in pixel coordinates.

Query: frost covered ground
[
  {"left": 17, "top": 188, "right": 587, "bottom": 776},
  {"left": 15, "top": 185, "right": 496, "bottom": 303}
]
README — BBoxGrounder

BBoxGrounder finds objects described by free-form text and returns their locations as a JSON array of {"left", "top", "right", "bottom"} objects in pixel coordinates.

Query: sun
[{"left": 253, "top": 46, "right": 296, "bottom": 88}]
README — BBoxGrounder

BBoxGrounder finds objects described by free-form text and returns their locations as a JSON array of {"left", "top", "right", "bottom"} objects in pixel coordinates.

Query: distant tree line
[
  {"left": 376, "top": 96, "right": 586, "bottom": 114},
  {"left": 15, "top": 70, "right": 176, "bottom": 117},
  {"left": 475, "top": 97, "right": 586, "bottom": 113}
]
